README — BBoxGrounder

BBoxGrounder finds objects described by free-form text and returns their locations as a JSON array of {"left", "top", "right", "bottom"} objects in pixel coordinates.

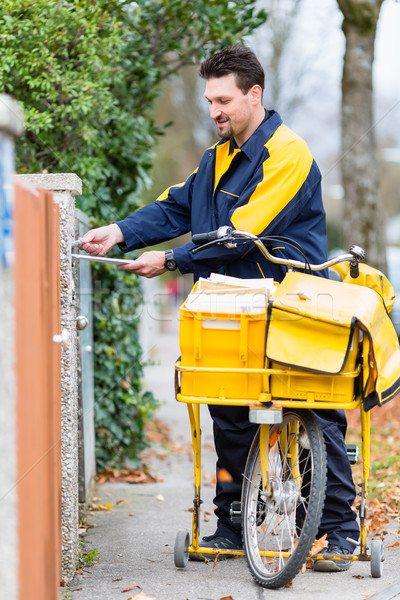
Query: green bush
[{"left": 0, "top": 0, "right": 267, "bottom": 469}]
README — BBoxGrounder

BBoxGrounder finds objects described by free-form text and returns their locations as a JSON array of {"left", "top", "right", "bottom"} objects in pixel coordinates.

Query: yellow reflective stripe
[
  {"left": 257, "top": 262, "right": 266, "bottom": 278},
  {"left": 231, "top": 124, "right": 313, "bottom": 234},
  {"left": 156, "top": 168, "right": 199, "bottom": 202},
  {"left": 221, "top": 189, "right": 239, "bottom": 198},
  {"left": 214, "top": 142, "right": 241, "bottom": 192}
]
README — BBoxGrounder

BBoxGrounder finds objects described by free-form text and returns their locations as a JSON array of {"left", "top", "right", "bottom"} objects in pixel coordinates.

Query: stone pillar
[
  {"left": 17, "top": 173, "right": 82, "bottom": 581},
  {"left": 0, "top": 95, "right": 24, "bottom": 600}
]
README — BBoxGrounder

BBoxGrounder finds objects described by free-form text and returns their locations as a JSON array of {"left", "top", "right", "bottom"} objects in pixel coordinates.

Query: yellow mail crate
[{"left": 179, "top": 284, "right": 268, "bottom": 400}]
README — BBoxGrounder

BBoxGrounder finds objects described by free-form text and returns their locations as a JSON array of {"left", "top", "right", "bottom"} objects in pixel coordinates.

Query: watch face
[{"left": 166, "top": 259, "right": 176, "bottom": 271}]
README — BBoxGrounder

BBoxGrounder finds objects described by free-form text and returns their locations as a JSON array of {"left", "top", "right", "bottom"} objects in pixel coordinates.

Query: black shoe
[
  {"left": 313, "top": 543, "right": 352, "bottom": 572},
  {"left": 189, "top": 534, "right": 242, "bottom": 561}
]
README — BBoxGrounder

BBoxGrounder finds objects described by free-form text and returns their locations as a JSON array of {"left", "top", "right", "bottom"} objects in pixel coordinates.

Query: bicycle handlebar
[
  {"left": 192, "top": 226, "right": 232, "bottom": 245},
  {"left": 191, "top": 227, "right": 365, "bottom": 277}
]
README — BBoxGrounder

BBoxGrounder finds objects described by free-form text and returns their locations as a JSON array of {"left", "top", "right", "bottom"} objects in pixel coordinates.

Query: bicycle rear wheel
[{"left": 242, "top": 409, "right": 326, "bottom": 589}]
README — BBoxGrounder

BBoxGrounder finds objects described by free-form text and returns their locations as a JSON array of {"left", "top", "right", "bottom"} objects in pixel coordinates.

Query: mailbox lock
[{"left": 76, "top": 315, "right": 89, "bottom": 331}]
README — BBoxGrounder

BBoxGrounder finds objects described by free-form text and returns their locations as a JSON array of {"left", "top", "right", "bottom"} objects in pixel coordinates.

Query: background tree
[
  {"left": 337, "top": 0, "right": 387, "bottom": 271},
  {"left": 0, "top": 0, "right": 266, "bottom": 470}
]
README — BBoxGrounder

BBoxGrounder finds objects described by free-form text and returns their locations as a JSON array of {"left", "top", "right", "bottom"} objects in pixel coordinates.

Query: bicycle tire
[{"left": 242, "top": 409, "right": 327, "bottom": 589}]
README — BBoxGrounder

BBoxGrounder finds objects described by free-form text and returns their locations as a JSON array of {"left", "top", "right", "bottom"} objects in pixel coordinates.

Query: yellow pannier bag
[
  {"left": 331, "top": 261, "right": 396, "bottom": 313},
  {"left": 266, "top": 271, "right": 400, "bottom": 410}
]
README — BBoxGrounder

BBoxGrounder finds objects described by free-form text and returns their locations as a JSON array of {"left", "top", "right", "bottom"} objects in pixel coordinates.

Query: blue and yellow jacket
[{"left": 116, "top": 110, "right": 328, "bottom": 282}]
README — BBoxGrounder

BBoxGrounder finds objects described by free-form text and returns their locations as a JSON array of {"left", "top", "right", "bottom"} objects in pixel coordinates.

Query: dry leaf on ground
[
  {"left": 89, "top": 503, "right": 113, "bottom": 511},
  {"left": 121, "top": 584, "right": 140, "bottom": 593},
  {"left": 213, "top": 552, "right": 220, "bottom": 573},
  {"left": 97, "top": 466, "right": 162, "bottom": 485},
  {"left": 384, "top": 540, "right": 399, "bottom": 548},
  {"left": 309, "top": 534, "right": 328, "bottom": 557}
]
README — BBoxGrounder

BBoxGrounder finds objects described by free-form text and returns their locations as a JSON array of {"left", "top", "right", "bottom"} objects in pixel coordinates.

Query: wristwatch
[{"left": 164, "top": 249, "right": 177, "bottom": 271}]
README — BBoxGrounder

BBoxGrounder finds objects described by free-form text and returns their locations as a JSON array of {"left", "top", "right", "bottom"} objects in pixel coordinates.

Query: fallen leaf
[
  {"left": 75, "top": 569, "right": 83, "bottom": 575},
  {"left": 217, "top": 468, "right": 233, "bottom": 482},
  {"left": 112, "top": 577, "right": 123, "bottom": 581},
  {"left": 352, "top": 575, "right": 364, "bottom": 579},
  {"left": 284, "top": 581, "right": 293, "bottom": 587},
  {"left": 384, "top": 540, "right": 399, "bottom": 548},
  {"left": 79, "top": 521, "right": 96, "bottom": 529},
  {"left": 309, "top": 534, "right": 328, "bottom": 557},
  {"left": 90, "top": 503, "right": 113, "bottom": 511},
  {"left": 128, "top": 512, "right": 135, "bottom": 517},
  {"left": 121, "top": 584, "right": 140, "bottom": 593},
  {"left": 220, "top": 597, "right": 235, "bottom": 600},
  {"left": 96, "top": 465, "right": 161, "bottom": 485},
  {"left": 116, "top": 499, "right": 129, "bottom": 506},
  {"left": 213, "top": 551, "right": 220, "bottom": 572}
]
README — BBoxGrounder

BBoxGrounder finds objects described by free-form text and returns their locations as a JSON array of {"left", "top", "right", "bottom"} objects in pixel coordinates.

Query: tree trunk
[{"left": 337, "top": 0, "right": 387, "bottom": 272}]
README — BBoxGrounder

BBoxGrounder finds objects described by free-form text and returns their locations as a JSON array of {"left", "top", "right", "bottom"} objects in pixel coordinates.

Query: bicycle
[{"left": 173, "top": 226, "right": 399, "bottom": 589}]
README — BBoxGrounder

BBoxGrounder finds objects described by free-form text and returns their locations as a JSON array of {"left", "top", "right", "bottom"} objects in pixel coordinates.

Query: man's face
[{"left": 204, "top": 73, "right": 261, "bottom": 146}]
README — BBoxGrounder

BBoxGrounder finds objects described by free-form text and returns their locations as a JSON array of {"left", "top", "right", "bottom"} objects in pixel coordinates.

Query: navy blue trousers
[{"left": 208, "top": 405, "right": 360, "bottom": 552}]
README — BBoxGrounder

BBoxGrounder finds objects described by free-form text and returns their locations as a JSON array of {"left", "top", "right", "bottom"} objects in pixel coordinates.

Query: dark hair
[{"left": 199, "top": 45, "right": 264, "bottom": 94}]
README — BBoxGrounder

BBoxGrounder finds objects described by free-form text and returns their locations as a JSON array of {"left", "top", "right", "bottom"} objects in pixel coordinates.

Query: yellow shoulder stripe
[
  {"left": 231, "top": 124, "right": 313, "bottom": 234},
  {"left": 156, "top": 167, "right": 198, "bottom": 202}
]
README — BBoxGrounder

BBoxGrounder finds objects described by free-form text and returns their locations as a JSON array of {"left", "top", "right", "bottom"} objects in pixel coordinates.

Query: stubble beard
[{"left": 216, "top": 119, "right": 234, "bottom": 139}]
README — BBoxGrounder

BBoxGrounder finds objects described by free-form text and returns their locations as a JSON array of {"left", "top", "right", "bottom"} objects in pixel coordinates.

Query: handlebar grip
[
  {"left": 350, "top": 261, "right": 360, "bottom": 279},
  {"left": 192, "top": 230, "right": 219, "bottom": 245}
]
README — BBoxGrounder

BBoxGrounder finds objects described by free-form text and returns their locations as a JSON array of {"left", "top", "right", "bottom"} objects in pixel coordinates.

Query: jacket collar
[{"left": 221, "top": 110, "right": 282, "bottom": 160}]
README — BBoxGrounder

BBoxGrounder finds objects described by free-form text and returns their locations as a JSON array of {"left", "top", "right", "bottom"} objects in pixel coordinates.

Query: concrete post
[
  {"left": 0, "top": 95, "right": 24, "bottom": 600},
  {"left": 17, "top": 172, "right": 83, "bottom": 581}
]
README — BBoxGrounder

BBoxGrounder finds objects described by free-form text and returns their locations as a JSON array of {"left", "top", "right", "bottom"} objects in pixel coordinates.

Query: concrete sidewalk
[{"left": 66, "top": 309, "right": 400, "bottom": 600}]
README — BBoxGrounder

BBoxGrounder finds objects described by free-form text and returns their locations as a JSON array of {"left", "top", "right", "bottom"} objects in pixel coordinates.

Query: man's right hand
[{"left": 79, "top": 223, "right": 124, "bottom": 257}]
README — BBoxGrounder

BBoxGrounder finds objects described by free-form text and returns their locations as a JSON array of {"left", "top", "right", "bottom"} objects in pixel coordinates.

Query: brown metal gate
[{"left": 14, "top": 180, "right": 62, "bottom": 599}]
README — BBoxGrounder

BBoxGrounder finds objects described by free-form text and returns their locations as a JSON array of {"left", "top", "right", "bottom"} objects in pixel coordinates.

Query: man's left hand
[{"left": 118, "top": 251, "right": 167, "bottom": 278}]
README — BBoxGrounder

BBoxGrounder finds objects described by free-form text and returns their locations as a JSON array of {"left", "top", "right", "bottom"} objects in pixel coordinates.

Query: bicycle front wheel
[{"left": 242, "top": 409, "right": 326, "bottom": 589}]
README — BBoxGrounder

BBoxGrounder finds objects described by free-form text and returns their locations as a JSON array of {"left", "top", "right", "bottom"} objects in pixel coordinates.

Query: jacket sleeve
[
  {"left": 115, "top": 171, "right": 196, "bottom": 251},
  {"left": 173, "top": 238, "right": 254, "bottom": 274}
]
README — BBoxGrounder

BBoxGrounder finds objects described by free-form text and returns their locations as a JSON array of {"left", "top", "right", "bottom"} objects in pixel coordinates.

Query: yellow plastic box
[{"left": 179, "top": 283, "right": 268, "bottom": 400}]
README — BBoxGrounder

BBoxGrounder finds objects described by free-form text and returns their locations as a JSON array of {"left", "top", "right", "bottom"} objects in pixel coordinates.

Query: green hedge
[{"left": 1, "top": 0, "right": 267, "bottom": 469}]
